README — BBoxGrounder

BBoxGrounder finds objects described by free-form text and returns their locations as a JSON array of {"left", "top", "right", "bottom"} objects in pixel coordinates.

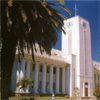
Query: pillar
[
  {"left": 20, "top": 59, "right": 26, "bottom": 79},
  {"left": 56, "top": 66, "right": 59, "bottom": 93},
  {"left": 20, "top": 59, "right": 26, "bottom": 93},
  {"left": 25, "top": 60, "right": 31, "bottom": 93},
  {"left": 15, "top": 62, "right": 20, "bottom": 93},
  {"left": 42, "top": 63, "right": 47, "bottom": 93},
  {"left": 62, "top": 67, "right": 65, "bottom": 93},
  {"left": 88, "top": 83, "right": 90, "bottom": 97},
  {"left": 11, "top": 61, "right": 17, "bottom": 92},
  {"left": 49, "top": 65, "right": 53, "bottom": 93},
  {"left": 65, "top": 67, "right": 70, "bottom": 94},
  {"left": 69, "top": 64, "right": 73, "bottom": 97},
  {"left": 82, "top": 82, "right": 85, "bottom": 97},
  {"left": 34, "top": 62, "right": 39, "bottom": 93}
]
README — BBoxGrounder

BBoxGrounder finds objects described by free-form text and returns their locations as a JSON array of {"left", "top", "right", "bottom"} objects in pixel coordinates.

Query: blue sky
[{"left": 53, "top": 0, "right": 99, "bottom": 62}]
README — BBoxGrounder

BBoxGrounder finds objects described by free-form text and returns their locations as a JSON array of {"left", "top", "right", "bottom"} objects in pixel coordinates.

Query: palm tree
[
  {"left": 1, "top": 0, "right": 72, "bottom": 99},
  {"left": 74, "top": 87, "right": 80, "bottom": 97},
  {"left": 16, "top": 77, "right": 33, "bottom": 92}
]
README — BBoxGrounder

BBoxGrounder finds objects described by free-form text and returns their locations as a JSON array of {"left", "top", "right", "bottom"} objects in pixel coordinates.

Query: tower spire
[{"left": 74, "top": 4, "right": 78, "bottom": 16}]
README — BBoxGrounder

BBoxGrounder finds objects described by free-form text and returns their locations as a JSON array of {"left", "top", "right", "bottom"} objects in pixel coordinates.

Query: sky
[{"left": 52, "top": 0, "right": 100, "bottom": 62}]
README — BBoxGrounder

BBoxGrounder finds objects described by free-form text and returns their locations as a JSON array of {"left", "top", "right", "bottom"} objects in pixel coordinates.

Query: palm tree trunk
[{"left": 1, "top": 34, "right": 17, "bottom": 99}]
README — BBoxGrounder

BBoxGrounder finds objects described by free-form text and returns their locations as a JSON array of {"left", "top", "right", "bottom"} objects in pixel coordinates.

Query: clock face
[
  {"left": 83, "top": 22, "right": 87, "bottom": 28},
  {"left": 67, "top": 22, "right": 73, "bottom": 28}
]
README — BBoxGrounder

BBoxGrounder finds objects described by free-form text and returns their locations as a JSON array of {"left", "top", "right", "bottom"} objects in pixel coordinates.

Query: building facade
[{"left": 10, "top": 16, "right": 100, "bottom": 97}]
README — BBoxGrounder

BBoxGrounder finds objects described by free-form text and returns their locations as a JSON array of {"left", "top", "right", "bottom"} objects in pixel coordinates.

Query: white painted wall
[
  {"left": 65, "top": 54, "right": 77, "bottom": 97},
  {"left": 62, "top": 16, "right": 93, "bottom": 97}
]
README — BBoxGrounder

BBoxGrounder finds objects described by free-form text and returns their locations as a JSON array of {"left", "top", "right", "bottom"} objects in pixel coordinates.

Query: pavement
[
  {"left": 42, "top": 97, "right": 97, "bottom": 100},
  {"left": 38, "top": 98, "right": 96, "bottom": 100},
  {"left": 65, "top": 98, "right": 96, "bottom": 100},
  {"left": 37, "top": 98, "right": 97, "bottom": 100}
]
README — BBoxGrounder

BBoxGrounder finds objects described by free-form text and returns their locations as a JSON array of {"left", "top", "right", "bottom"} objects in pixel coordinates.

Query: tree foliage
[
  {"left": 73, "top": 87, "right": 80, "bottom": 97},
  {"left": 1, "top": 0, "right": 72, "bottom": 61},
  {"left": 16, "top": 77, "right": 33, "bottom": 92},
  {"left": 94, "top": 80, "right": 100, "bottom": 99},
  {"left": 1, "top": 0, "right": 72, "bottom": 99}
]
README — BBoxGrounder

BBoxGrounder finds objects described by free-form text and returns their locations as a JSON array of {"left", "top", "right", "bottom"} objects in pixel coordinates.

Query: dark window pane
[
  {"left": 85, "top": 82, "right": 88, "bottom": 85},
  {"left": 31, "top": 81, "right": 34, "bottom": 88},
  {"left": 53, "top": 83, "right": 55, "bottom": 89},
  {"left": 46, "top": 82, "right": 49, "bottom": 89},
  {"left": 53, "top": 68, "right": 56, "bottom": 74},
  {"left": 39, "top": 81, "right": 42, "bottom": 89},
  {"left": 47, "top": 66, "right": 50, "bottom": 73},
  {"left": 33, "top": 64, "right": 35, "bottom": 71},
  {"left": 40, "top": 65, "right": 43, "bottom": 72}
]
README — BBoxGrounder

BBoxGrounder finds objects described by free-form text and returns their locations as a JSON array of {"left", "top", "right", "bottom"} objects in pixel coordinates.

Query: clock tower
[{"left": 61, "top": 16, "right": 93, "bottom": 97}]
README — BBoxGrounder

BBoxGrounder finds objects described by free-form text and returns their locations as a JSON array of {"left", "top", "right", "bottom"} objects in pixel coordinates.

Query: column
[
  {"left": 62, "top": 67, "right": 65, "bottom": 94},
  {"left": 42, "top": 63, "right": 47, "bottom": 93},
  {"left": 82, "top": 82, "right": 85, "bottom": 97},
  {"left": 56, "top": 66, "right": 59, "bottom": 93},
  {"left": 20, "top": 59, "right": 26, "bottom": 79},
  {"left": 49, "top": 65, "right": 53, "bottom": 93},
  {"left": 88, "top": 83, "right": 90, "bottom": 97},
  {"left": 34, "top": 62, "right": 39, "bottom": 93},
  {"left": 69, "top": 64, "right": 73, "bottom": 97},
  {"left": 65, "top": 67, "right": 70, "bottom": 94},
  {"left": 20, "top": 59, "right": 26, "bottom": 93},
  {"left": 11, "top": 61, "right": 17, "bottom": 92},
  {"left": 15, "top": 62, "right": 20, "bottom": 93},
  {"left": 25, "top": 60, "right": 31, "bottom": 93}
]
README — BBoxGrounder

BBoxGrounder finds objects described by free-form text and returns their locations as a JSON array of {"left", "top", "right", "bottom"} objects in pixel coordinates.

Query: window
[
  {"left": 31, "top": 81, "right": 34, "bottom": 88},
  {"left": 53, "top": 68, "right": 56, "bottom": 74},
  {"left": 40, "top": 65, "right": 43, "bottom": 72},
  {"left": 83, "top": 22, "right": 87, "bottom": 28},
  {"left": 46, "top": 82, "right": 49, "bottom": 89},
  {"left": 47, "top": 66, "right": 50, "bottom": 73},
  {"left": 25, "top": 62, "right": 27, "bottom": 70},
  {"left": 33, "top": 64, "right": 35, "bottom": 71},
  {"left": 54, "top": 53, "right": 57, "bottom": 56},
  {"left": 39, "top": 81, "right": 42, "bottom": 89},
  {"left": 85, "top": 82, "right": 88, "bottom": 85},
  {"left": 53, "top": 83, "right": 55, "bottom": 90}
]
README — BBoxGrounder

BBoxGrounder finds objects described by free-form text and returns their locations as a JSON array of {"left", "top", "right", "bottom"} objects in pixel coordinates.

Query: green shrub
[{"left": 94, "top": 80, "right": 100, "bottom": 99}]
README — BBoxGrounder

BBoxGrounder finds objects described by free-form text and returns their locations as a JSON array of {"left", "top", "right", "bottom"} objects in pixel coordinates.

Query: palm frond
[
  {"left": 54, "top": 0, "right": 65, "bottom": 5},
  {"left": 2, "top": 0, "right": 72, "bottom": 61},
  {"left": 47, "top": 2, "right": 72, "bottom": 15},
  {"left": 57, "top": 12, "right": 67, "bottom": 20},
  {"left": 16, "top": 77, "right": 33, "bottom": 89}
]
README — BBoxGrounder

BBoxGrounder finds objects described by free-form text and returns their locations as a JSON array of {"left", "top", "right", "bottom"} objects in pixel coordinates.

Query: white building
[{"left": 11, "top": 16, "right": 100, "bottom": 97}]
